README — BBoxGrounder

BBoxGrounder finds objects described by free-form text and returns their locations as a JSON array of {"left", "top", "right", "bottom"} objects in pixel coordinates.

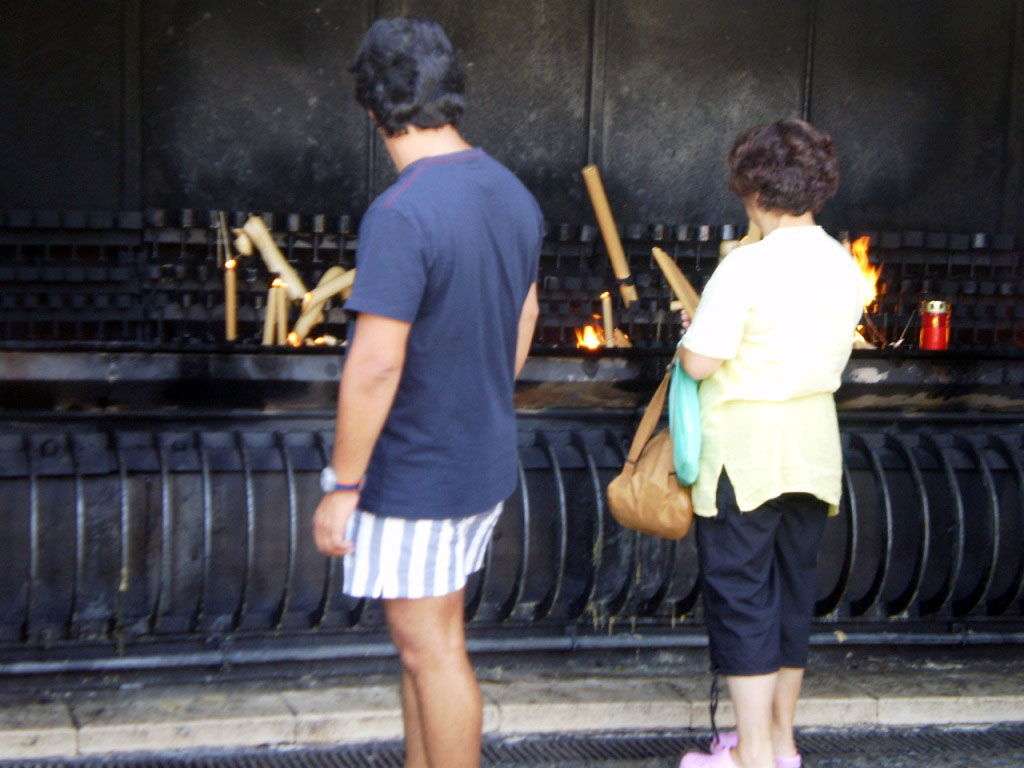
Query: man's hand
[{"left": 313, "top": 492, "right": 359, "bottom": 556}]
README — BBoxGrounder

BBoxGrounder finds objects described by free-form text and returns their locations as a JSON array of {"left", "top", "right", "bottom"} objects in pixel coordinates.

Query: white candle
[
  {"left": 601, "top": 291, "right": 614, "bottom": 348},
  {"left": 274, "top": 278, "right": 288, "bottom": 344},
  {"left": 224, "top": 259, "right": 238, "bottom": 341},
  {"left": 261, "top": 281, "right": 277, "bottom": 346}
]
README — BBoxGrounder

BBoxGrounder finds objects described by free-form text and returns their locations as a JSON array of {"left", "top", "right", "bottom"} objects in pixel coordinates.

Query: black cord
[{"left": 709, "top": 668, "right": 721, "bottom": 748}]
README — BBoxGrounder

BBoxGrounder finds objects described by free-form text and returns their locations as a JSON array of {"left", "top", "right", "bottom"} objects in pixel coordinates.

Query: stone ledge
[
  {"left": 70, "top": 689, "right": 295, "bottom": 756},
  {"left": 2, "top": 674, "right": 1023, "bottom": 759},
  {"left": 0, "top": 701, "right": 77, "bottom": 759}
]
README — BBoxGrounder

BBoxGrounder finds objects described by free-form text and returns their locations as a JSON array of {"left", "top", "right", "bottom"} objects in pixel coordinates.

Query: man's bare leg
[
  {"left": 384, "top": 590, "right": 481, "bottom": 768},
  {"left": 771, "top": 667, "right": 804, "bottom": 759},
  {"left": 399, "top": 669, "right": 429, "bottom": 768}
]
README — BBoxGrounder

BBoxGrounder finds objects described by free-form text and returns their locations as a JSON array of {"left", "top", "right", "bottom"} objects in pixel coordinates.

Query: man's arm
[
  {"left": 313, "top": 312, "right": 410, "bottom": 556},
  {"left": 514, "top": 282, "right": 539, "bottom": 377}
]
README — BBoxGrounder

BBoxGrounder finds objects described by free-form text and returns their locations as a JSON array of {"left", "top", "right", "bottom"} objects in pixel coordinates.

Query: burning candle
[
  {"left": 601, "top": 291, "right": 614, "bottom": 348},
  {"left": 262, "top": 278, "right": 279, "bottom": 346},
  {"left": 919, "top": 300, "right": 951, "bottom": 351},
  {"left": 275, "top": 278, "right": 289, "bottom": 344},
  {"left": 224, "top": 259, "right": 237, "bottom": 341}
]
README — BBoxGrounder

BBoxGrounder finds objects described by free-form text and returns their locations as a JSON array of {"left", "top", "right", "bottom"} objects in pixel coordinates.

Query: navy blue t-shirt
[{"left": 344, "top": 148, "right": 543, "bottom": 520}]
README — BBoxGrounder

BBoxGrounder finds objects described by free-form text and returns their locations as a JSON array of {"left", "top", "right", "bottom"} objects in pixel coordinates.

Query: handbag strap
[{"left": 625, "top": 366, "right": 673, "bottom": 465}]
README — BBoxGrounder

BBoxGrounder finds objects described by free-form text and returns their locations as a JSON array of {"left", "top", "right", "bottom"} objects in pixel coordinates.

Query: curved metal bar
[
  {"left": 571, "top": 432, "right": 605, "bottom": 622},
  {"left": 67, "top": 433, "right": 85, "bottom": 637},
  {"left": 883, "top": 435, "right": 931, "bottom": 616},
  {"left": 310, "top": 431, "right": 339, "bottom": 629},
  {"left": 23, "top": 436, "right": 39, "bottom": 641},
  {"left": 151, "top": 434, "right": 174, "bottom": 631},
  {"left": 952, "top": 436, "right": 1000, "bottom": 615},
  {"left": 464, "top": 544, "right": 489, "bottom": 623},
  {"left": 604, "top": 436, "right": 640, "bottom": 619},
  {"left": 987, "top": 435, "right": 1024, "bottom": 614},
  {"left": 815, "top": 446, "right": 858, "bottom": 618},
  {"left": 636, "top": 454, "right": 679, "bottom": 617},
  {"left": 848, "top": 432, "right": 894, "bottom": 617},
  {"left": 463, "top": 455, "right": 506, "bottom": 623},
  {"left": 918, "top": 433, "right": 965, "bottom": 616},
  {"left": 232, "top": 432, "right": 256, "bottom": 630},
  {"left": 535, "top": 438, "right": 568, "bottom": 620},
  {"left": 111, "top": 432, "right": 131, "bottom": 634},
  {"left": 465, "top": 498, "right": 499, "bottom": 623},
  {"left": 192, "top": 432, "right": 213, "bottom": 630},
  {"left": 672, "top": 538, "right": 702, "bottom": 618},
  {"left": 498, "top": 458, "right": 531, "bottom": 622},
  {"left": 272, "top": 431, "right": 300, "bottom": 627}
]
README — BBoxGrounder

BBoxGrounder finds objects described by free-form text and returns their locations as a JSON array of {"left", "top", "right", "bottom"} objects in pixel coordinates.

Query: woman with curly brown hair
[{"left": 676, "top": 119, "right": 865, "bottom": 768}]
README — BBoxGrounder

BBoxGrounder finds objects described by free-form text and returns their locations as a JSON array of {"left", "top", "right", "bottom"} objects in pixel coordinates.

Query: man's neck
[{"left": 382, "top": 124, "right": 473, "bottom": 173}]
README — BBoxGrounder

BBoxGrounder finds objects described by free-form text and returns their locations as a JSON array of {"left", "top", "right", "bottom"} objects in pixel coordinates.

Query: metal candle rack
[{"left": 0, "top": 209, "right": 1020, "bottom": 353}]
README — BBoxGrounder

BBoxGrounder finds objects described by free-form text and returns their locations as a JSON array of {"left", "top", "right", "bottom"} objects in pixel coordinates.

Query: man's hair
[
  {"left": 727, "top": 119, "right": 839, "bottom": 215},
  {"left": 350, "top": 16, "right": 465, "bottom": 138}
]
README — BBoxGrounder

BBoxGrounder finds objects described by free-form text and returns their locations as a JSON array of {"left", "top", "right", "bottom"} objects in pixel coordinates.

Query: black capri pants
[{"left": 695, "top": 470, "right": 829, "bottom": 676}]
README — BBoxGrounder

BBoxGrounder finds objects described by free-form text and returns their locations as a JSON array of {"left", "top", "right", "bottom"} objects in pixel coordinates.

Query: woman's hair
[
  {"left": 350, "top": 16, "right": 465, "bottom": 138},
  {"left": 727, "top": 119, "right": 839, "bottom": 215}
]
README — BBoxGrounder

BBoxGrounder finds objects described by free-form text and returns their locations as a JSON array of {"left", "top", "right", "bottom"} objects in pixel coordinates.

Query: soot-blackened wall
[{"left": 2, "top": 0, "right": 1022, "bottom": 234}]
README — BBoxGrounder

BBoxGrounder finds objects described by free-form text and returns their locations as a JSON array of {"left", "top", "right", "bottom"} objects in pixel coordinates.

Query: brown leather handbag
[{"left": 607, "top": 369, "right": 694, "bottom": 540}]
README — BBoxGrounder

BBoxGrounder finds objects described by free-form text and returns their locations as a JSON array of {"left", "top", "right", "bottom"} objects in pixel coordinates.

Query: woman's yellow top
[{"left": 680, "top": 226, "right": 866, "bottom": 517}]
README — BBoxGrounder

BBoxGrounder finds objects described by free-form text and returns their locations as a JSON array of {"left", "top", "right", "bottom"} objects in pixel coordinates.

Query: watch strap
[{"left": 330, "top": 479, "right": 364, "bottom": 493}]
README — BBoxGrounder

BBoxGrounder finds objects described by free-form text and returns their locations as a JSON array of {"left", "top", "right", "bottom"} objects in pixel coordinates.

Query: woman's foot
[
  {"left": 710, "top": 731, "right": 739, "bottom": 753},
  {"left": 709, "top": 733, "right": 801, "bottom": 768},
  {"left": 679, "top": 748, "right": 740, "bottom": 767}
]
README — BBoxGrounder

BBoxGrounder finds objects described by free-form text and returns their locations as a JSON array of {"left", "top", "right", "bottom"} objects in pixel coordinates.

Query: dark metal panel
[
  {"left": 140, "top": 1, "right": 370, "bottom": 213},
  {"left": 121, "top": 0, "right": 143, "bottom": 210},
  {"left": 1005, "top": 0, "right": 1024, "bottom": 234},
  {"left": 0, "top": 2, "right": 124, "bottom": 210},
  {"left": 585, "top": 0, "right": 610, "bottom": 167},
  {"left": 811, "top": 0, "right": 1017, "bottom": 234},
  {"left": 598, "top": 0, "right": 810, "bottom": 225},
  {"left": 372, "top": 0, "right": 592, "bottom": 222}
]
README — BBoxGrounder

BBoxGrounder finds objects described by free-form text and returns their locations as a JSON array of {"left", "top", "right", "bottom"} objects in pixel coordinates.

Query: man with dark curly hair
[
  {"left": 312, "top": 17, "right": 542, "bottom": 768},
  {"left": 676, "top": 119, "right": 865, "bottom": 768}
]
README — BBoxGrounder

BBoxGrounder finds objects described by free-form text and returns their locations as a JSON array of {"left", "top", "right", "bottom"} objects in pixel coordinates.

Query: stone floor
[
  {"left": 0, "top": 645, "right": 1021, "bottom": 760},
  {"left": 529, "top": 754, "right": 1024, "bottom": 767}
]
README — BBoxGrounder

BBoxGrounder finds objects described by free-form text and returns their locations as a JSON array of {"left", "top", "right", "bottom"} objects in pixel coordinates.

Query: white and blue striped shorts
[{"left": 342, "top": 503, "right": 503, "bottom": 599}]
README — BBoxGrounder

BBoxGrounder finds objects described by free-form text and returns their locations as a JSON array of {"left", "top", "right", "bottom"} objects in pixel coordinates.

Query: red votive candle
[{"left": 919, "top": 300, "right": 951, "bottom": 350}]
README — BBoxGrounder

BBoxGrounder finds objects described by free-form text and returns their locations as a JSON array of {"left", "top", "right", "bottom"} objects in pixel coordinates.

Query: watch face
[{"left": 320, "top": 466, "right": 336, "bottom": 493}]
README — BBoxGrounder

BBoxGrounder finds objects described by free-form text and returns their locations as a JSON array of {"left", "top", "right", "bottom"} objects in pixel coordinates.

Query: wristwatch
[{"left": 320, "top": 466, "right": 363, "bottom": 494}]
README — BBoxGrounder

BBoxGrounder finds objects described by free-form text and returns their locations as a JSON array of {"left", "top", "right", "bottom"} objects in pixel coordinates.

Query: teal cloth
[{"left": 669, "top": 357, "right": 701, "bottom": 486}]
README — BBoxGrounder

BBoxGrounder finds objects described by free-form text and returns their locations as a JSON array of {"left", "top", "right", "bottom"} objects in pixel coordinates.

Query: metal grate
[
  {"left": 2, "top": 210, "right": 1020, "bottom": 352},
  {"left": 4, "top": 725, "right": 1024, "bottom": 768}
]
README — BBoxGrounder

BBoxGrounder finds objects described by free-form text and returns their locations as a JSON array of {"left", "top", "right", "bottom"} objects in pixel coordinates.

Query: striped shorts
[{"left": 342, "top": 503, "right": 503, "bottom": 599}]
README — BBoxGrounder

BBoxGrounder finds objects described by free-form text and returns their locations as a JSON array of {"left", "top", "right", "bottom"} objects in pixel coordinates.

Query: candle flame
[
  {"left": 272, "top": 277, "right": 285, "bottom": 289},
  {"left": 850, "top": 236, "right": 880, "bottom": 308},
  {"left": 600, "top": 291, "right": 610, "bottom": 300},
  {"left": 575, "top": 324, "right": 604, "bottom": 350},
  {"left": 224, "top": 258, "right": 237, "bottom": 270},
  {"left": 287, "top": 331, "right": 300, "bottom": 347}
]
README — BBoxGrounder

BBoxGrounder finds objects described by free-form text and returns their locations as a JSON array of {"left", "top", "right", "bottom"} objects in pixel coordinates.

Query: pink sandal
[
  {"left": 709, "top": 732, "right": 802, "bottom": 768},
  {"left": 679, "top": 747, "right": 740, "bottom": 767}
]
